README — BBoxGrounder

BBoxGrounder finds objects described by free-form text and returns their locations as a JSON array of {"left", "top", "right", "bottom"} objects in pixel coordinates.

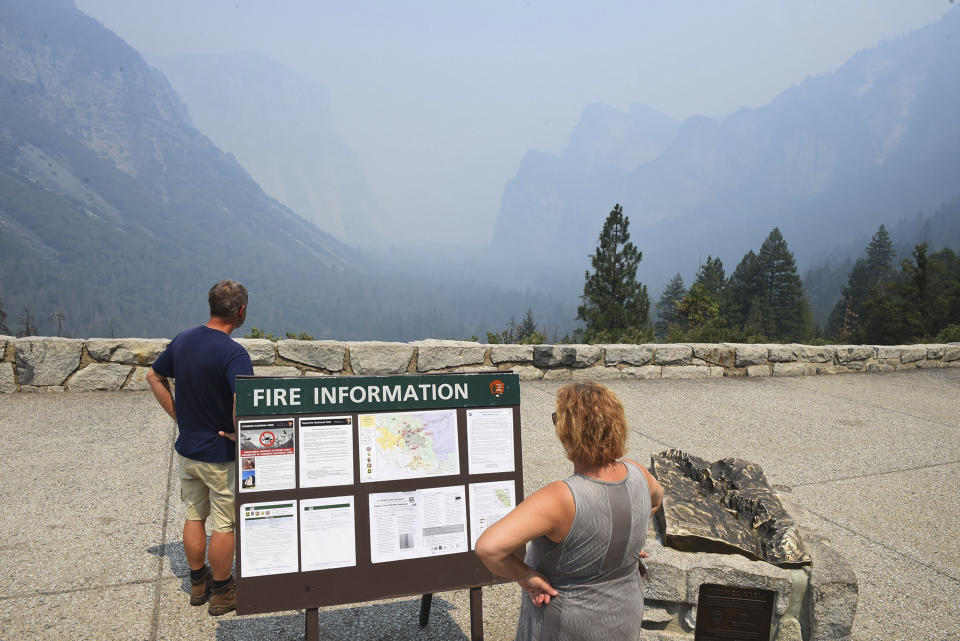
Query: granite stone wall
[{"left": 1, "top": 336, "right": 958, "bottom": 392}]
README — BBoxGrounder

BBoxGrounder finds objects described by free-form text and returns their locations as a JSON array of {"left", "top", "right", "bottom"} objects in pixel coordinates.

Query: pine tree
[
  {"left": 517, "top": 309, "right": 539, "bottom": 341},
  {"left": 654, "top": 274, "right": 686, "bottom": 338},
  {"left": 726, "top": 250, "right": 764, "bottom": 334},
  {"left": 864, "top": 224, "right": 896, "bottom": 281},
  {"left": 577, "top": 204, "right": 651, "bottom": 343},
  {"left": 756, "top": 228, "right": 811, "bottom": 341},
  {"left": 677, "top": 282, "right": 720, "bottom": 329},
  {"left": 859, "top": 244, "right": 960, "bottom": 344},
  {"left": 829, "top": 225, "right": 899, "bottom": 340},
  {"left": 694, "top": 256, "right": 726, "bottom": 303},
  {"left": 486, "top": 309, "right": 545, "bottom": 344}
]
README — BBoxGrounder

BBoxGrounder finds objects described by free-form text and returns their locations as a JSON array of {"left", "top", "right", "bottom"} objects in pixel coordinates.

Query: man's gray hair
[{"left": 208, "top": 280, "right": 248, "bottom": 320}]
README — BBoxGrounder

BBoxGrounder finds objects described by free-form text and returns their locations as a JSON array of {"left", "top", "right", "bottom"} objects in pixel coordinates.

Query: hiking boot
[
  {"left": 189, "top": 566, "right": 211, "bottom": 606},
  {"left": 208, "top": 576, "right": 236, "bottom": 616}
]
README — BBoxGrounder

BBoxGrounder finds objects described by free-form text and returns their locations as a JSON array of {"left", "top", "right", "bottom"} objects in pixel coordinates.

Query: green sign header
[{"left": 235, "top": 371, "right": 520, "bottom": 416}]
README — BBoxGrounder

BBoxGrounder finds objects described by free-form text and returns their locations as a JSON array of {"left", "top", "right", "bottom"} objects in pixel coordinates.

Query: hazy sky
[{"left": 75, "top": 1, "right": 954, "bottom": 243}]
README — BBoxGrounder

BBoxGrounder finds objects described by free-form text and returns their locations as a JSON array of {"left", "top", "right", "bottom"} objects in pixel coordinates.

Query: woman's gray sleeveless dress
[{"left": 515, "top": 462, "right": 651, "bottom": 641}]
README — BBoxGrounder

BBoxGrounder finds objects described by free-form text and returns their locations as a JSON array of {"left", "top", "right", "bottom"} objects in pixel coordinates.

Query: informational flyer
[
  {"left": 300, "top": 496, "right": 356, "bottom": 571},
  {"left": 298, "top": 415, "right": 354, "bottom": 488},
  {"left": 466, "top": 407, "right": 515, "bottom": 474},
  {"left": 238, "top": 418, "right": 296, "bottom": 493},
  {"left": 358, "top": 409, "right": 459, "bottom": 483},
  {"left": 369, "top": 485, "right": 468, "bottom": 563},
  {"left": 239, "top": 501, "right": 299, "bottom": 577},
  {"left": 468, "top": 480, "right": 517, "bottom": 549}
]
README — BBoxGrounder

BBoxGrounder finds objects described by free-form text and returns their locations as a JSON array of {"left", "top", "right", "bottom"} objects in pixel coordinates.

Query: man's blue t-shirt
[{"left": 152, "top": 325, "right": 254, "bottom": 463}]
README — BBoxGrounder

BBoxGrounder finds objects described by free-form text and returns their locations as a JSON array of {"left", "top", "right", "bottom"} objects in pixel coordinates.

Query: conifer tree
[
  {"left": 516, "top": 309, "right": 542, "bottom": 342},
  {"left": 756, "top": 228, "right": 811, "bottom": 341},
  {"left": 694, "top": 256, "right": 726, "bottom": 303},
  {"left": 654, "top": 273, "right": 686, "bottom": 338},
  {"left": 829, "top": 224, "right": 898, "bottom": 340},
  {"left": 859, "top": 244, "right": 960, "bottom": 344},
  {"left": 864, "top": 224, "right": 896, "bottom": 281},
  {"left": 577, "top": 204, "right": 651, "bottom": 342},
  {"left": 677, "top": 282, "right": 720, "bottom": 329},
  {"left": 726, "top": 250, "right": 764, "bottom": 334}
]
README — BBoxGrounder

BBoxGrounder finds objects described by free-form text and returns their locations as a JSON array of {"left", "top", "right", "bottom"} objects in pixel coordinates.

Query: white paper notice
[
  {"left": 239, "top": 501, "right": 299, "bottom": 577},
  {"left": 238, "top": 418, "right": 296, "bottom": 493},
  {"left": 369, "top": 485, "right": 468, "bottom": 563},
  {"left": 468, "top": 481, "right": 517, "bottom": 549},
  {"left": 466, "top": 407, "right": 515, "bottom": 474},
  {"left": 298, "top": 416, "right": 354, "bottom": 488},
  {"left": 300, "top": 496, "right": 356, "bottom": 571},
  {"left": 358, "top": 409, "right": 459, "bottom": 483}
]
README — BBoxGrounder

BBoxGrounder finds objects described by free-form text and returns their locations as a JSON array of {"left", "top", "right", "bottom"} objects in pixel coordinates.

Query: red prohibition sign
[{"left": 259, "top": 431, "right": 276, "bottom": 447}]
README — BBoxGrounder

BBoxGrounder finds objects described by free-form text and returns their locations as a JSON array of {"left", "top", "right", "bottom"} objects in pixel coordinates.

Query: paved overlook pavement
[{"left": 0, "top": 370, "right": 958, "bottom": 641}]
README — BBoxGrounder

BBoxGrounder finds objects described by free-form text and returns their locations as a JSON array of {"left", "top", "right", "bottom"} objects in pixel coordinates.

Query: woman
[{"left": 475, "top": 382, "right": 663, "bottom": 641}]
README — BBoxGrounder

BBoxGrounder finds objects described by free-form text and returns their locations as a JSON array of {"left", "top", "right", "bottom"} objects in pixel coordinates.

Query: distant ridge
[
  {"left": 151, "top": 52, "right": 384, "bottom": 246},
  {"left": 491, "top": 8, "right": 960, "bottom": 294}
]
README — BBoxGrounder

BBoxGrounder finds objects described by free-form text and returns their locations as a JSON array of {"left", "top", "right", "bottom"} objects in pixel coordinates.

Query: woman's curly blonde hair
[{"left": 554, "top": 382, "right": 628, "bottom": 466}]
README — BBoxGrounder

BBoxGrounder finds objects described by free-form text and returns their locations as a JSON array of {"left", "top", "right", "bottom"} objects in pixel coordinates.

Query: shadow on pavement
[{"left": 214, "top": 597, "right": 469, "bottom": 641}]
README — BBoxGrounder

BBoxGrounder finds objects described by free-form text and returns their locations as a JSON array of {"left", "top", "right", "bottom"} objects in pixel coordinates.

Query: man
[{"left": 147, "top": 281, "right": 254, "bottom": 616}]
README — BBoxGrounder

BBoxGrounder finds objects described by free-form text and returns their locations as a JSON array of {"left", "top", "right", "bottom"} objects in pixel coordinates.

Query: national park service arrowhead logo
[{"left": 489, "top": 379, "right": 505, "bottom": 399}]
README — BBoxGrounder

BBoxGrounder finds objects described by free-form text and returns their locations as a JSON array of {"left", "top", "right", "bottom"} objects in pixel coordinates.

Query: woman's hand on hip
[{"left": 518, "top": 569, "right": 558, "bottom": 607}]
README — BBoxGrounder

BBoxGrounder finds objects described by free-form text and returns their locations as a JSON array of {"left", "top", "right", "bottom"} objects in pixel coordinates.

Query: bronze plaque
[
  {"left": 694, "top": 583, "right": 775, "bottom": 641},
  {"left": 652, "top": 449, "right": 810, "bottom": 567}
]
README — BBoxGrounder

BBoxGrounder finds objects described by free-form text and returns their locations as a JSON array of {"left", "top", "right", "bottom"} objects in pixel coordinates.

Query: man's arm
[
  {"left": 146, "top": 368, "right": 176, "bottom": 422},
  {"left": 218, "top": 395, "right": 237, "bottom": 442}
]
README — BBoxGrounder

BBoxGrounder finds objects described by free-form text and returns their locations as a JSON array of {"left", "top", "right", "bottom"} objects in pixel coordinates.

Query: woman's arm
[
  {"left": 624, "top": 458, "right": 664, "bottom": 515},
  {"left": 474, "top": 480, "right": 574, "bottom": 606}
]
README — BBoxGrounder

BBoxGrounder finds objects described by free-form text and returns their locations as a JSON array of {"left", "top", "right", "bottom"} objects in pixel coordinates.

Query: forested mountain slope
[
  {"left": 0, "top": 0, "right": 559, "bottom": 340},
  {"left": 492, "top": 8, "right": 960, "bottom": 296}
]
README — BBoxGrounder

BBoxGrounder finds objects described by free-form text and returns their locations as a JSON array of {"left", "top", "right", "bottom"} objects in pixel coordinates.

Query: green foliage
[
  {"left": 855, "top": 244, "right": 960, "bottom": 344},
  {"left": 654, "top": 273, "right": 686, "bottom": 338},
  {"left": 244, "top": 326, "right": 280, "bottom": 342},
  {"left": 828, "top": 225, "right": 897, "bottom": 340},
  {"left": 755, "top": 228, "right": 813, "bottom": 341},
  {"left": 588, "top": 325, "right": 655, "bottom": 344},
  {"left": 285, "top": 331, "right": 315, "bottom": 340},
  {"left": 695, "top": 256, "right": 726, "bottom": 303},
  {"left": 243, "top": 328, "right": 314, "bottom": 341},
  {"left": 486, "top": 309, "right": 547, "bottom": 344},
  {"left": 576, "top": 204, "right": 651, "bottom": 343},
  {"left": 664, "top": 321, "right": 766, "bottom": 344},
  {"left": 725, "top": 250, "right": 764, "bottom": 333},
  {"left": 677, "top": 282, "right": 720, "bottom": 329},
  {"left": 720, "top": 229, "right": 813, "bottom": 342},
  {"left": 659, "top": 230, "right": 817, "bottom": 344},
  {"left": 936, "top": 324, "right": 960, "bottom": 343}
]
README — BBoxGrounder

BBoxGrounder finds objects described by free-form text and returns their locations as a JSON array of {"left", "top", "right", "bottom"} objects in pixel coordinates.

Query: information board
[{"left": 232, "top": 371, "right": 524, "bottom": 620}]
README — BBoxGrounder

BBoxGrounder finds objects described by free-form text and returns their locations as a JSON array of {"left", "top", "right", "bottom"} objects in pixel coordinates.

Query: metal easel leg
[
  {"left": 469, "top": 587, "right": 483, "bottom": 641},
  {"left": 304, "top": 607, "right": 319, "bottom": 641},
  {"left": 419, "top": 593, "right": 433, "bottom": 628}
]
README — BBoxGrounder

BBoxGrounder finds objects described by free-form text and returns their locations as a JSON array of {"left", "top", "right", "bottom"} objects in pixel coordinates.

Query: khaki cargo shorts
[{"left": 177, "top": 453, "right": 235, "bottom": 533}]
